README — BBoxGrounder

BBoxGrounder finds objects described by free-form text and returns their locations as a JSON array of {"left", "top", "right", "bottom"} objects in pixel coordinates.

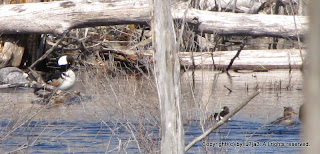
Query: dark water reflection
[
  {"left": 0, "top": 120, "right": 158, "bottom": 153},
  {"left": 0, "top": 119, "right": 303, "bottom": 153},
  {"left": 185, "top": 120, "right": 303, "bottom": 153},
  {"left": 0, "top": 69, "right": 305, "bottom": 153}
]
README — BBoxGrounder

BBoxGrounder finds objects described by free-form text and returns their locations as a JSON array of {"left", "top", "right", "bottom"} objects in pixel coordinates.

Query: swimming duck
[
  {"left": 271, "top": 107, "right": 297, "bottom": 125},
  {"left": 208, "top": 106, "right": 230, "bottom": 121},
  {"left": 34, "top": 55, "right": 76, "bottom": 97}
]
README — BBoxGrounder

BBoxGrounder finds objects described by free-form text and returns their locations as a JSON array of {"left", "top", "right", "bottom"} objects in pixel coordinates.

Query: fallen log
[
  {"left": 180, "top": 49, "right": 305, "bottom": 70},
  {"left": 0, "top": 81, "right": 55, "bottom": 91},
  {"left": 172, "top": 5, "right": 308, "bottom": 39},
  {"left": 80, "top": 47, "right": 305, "bottom": 70},
  {"left": 0, "top": 0, "right": 308, "bottom": 38}
]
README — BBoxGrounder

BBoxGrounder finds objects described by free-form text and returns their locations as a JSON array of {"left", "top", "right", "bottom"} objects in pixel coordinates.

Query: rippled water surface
[{"left": 0, "top": 69, "right": 305, "bottom": 153}]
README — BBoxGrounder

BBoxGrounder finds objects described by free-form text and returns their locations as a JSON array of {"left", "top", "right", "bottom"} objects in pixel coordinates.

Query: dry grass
[{"left": 76, "top": 63, "right": 162, "bottom": 152}]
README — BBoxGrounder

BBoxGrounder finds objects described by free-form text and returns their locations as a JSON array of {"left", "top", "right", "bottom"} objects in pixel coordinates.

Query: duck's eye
[{"left": 62, "top": 72, "right": 69, "bottom": 78}]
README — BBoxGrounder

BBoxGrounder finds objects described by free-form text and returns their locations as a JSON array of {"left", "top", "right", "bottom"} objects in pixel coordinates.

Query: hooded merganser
[
  {"left": 42, "top": 55, "right": 75, "bottom": 89},
  {"left": 271, "top": 107, "right": 297, "bottom": 125},
  {"left": 34, "top": 55, "right": 76, "bottom": 96},
  {"left": 208, "top": 106, "right": 230, "bottom": 121}
]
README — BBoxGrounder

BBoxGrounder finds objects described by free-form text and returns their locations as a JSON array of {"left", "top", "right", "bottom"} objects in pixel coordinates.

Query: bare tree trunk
[
  {"left": 299, "top": 0, "right": 309, "bottom": 16},
  {"left": 150, "top": 0, "right": 184, "bottom": 153},
  {"left": 304, "top": 0, "right": 320, "bottom": 153}
]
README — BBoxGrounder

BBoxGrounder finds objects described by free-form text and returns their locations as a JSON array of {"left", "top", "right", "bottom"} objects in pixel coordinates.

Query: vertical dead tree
[
  {"left": 304, "top": 0, "right": 320, "bottom": 154},
  {"left": 150, "top": 0, "right": 184, "bottom": 153},
  {"left": 299, "top": 0, "right": 309, "bottom": 16}
]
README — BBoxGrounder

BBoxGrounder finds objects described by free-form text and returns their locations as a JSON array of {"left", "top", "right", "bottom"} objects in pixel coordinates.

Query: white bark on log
[
  {"left": 89, "top": 48, "right": 305, "bottom": 69},
  {"left": 0, "top": 0, "right": 150, "bottom": 34},
  {"left": 199, "top": 0, "right": 264, "bottom": 13},
  {"left": 151, "top": 0, "right": 184, "bottom": 153},
  {"left": 172, "top": 3, "right": 308, "bottom": 38},
  {"left": 180, "top": 49, "right": 306, "bottom": 69},
  {"left": 0, "top": 0, "right": 308, "bottom": 38}
]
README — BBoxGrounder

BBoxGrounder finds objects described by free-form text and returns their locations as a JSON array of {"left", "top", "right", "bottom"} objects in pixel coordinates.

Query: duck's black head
[
  {"left": 35, "top": 54, "right": 74, "bottom": 73},
  {"left": 222, "top": 106, "right": 229, "bottom": 112},
  {"left": 220, "top": 106, "right": 230, "bottom": 117},
  {"left": 58, "top": 55, "right": 74, "bottom": 71},
  {"left": 38, "top": 55, "right": 74, "bottom": 82},
  {"left": 58, "top": 55, "right": 73, "bottom": 66}
]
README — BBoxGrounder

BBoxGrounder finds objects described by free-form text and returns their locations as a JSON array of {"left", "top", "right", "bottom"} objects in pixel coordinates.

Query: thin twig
[
  {"left": 27, "top": 31, "right": 70, "bottom": 84},
  {"left": 29, "top": 31, "right": 70, "bottom": 69},
  {"left": 223, "top": 85, "right": 232, "bottom": 93},
  {"left": 185, "top": 90, "right": 260, "bottom": 152},
  {"left": 225, "top": 42, "right": 245, "bottom": 72}
]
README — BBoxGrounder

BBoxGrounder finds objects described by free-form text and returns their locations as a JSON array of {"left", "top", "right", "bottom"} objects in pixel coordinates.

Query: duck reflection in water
[
  {"left": 208, "top": 106, "right": 230, "bottom": 121},
  {"left": 271, "top": 107, "right": 297, "bottom": 125}
]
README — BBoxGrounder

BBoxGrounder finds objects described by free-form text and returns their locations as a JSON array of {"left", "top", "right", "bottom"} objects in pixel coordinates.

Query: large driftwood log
[
  {"left": 0, "top": 0, "right": 150, "bottom": 34},
  {"left": 86, "top": 47, "right": 305, "bottom": 70},
  {"left": 0, "top": 0, "right": 308, "bottom": 38},
  {"left": 172, "top": 4, "right": 308, "bottom": 38},
  {"left": 180, "top": 49, "right": 305, "bottom": 69}
]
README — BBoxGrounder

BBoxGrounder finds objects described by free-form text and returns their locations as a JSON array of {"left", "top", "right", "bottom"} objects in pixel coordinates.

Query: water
[
  {"left": 0, "top": 120, "right": 303, "bottom": 153},
  {"left": 0, "top": 121, "right": 142, "bottom": 153},
  {"left": 0, "top": 69, "right": 305, "bottom": 153},
  {"left": 182, "top": 69, "right": 304, "bottom": 153},
  {"left": 185, "top": 120, "right": 303, "bottom": 153}
]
